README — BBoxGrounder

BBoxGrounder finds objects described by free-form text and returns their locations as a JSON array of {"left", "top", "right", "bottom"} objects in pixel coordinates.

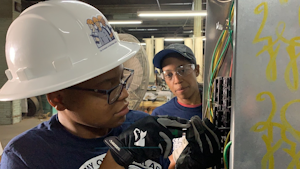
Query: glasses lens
[
  {"left": 126, "top": 74, "right": 133, "bottom": 90},
  {"left": 108, "top": 69, "right": 134, "bottom": 104},
  {"left": 109, "top": 84, "right": 123, "bottom": 104},
  {"left": 162, "top": 71, "right": 173, "bottom": 80},
  {"left": 177, "top": 65, "right": 193, "bottom": 76},
  {"left": 160, "top": 73, "right": 165, "bottom": 79}
]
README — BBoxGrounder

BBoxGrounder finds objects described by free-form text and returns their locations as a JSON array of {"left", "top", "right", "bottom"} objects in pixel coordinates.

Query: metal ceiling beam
[
  {"left": 110, "top": 20, "right": 204, "bottom": 28},
  {"left": 21, "top": 0, "right": 205, "bottom": 41}
]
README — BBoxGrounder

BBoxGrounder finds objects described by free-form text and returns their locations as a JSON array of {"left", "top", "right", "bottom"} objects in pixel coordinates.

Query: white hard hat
[{"left": 0, "top": 0, "right": 140, "bottom": 101}]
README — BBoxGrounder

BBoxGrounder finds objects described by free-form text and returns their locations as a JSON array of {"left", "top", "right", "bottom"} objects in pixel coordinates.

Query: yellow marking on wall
[
  {"left": 251, "top": 91, "right": 300, "bottom": 168},
  {"left": 279, "top": 0, "right": 289, "bottom": 4},
  {"left": 274, "top": 21, "right": 300, "bottom": 91},
  {"left": 279, "top": 99, "right": 300, "bottom": 169},
  {"left": 253, "top": 2, "right": 279, "bottom": 82},
  {"left": 253, "top": 2, "right": 300, "bottom": 91}
]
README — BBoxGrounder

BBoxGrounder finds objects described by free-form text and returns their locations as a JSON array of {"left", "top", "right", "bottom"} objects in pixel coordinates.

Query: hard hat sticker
[{"left": 87, "top": 15, "right": 116, "bottom": 50}]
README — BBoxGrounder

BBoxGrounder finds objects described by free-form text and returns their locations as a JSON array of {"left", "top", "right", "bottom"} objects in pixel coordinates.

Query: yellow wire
[
  {"left": 207, "top": 3, "right": 234, "bottom": 122},
  {"left": 207, "top": 30, "right": 227, "bottom": 120},
  {"left": 214, "top": 4, "right": 233, "bottom": 72},
  {"left": 210, "top": 30, "right": 226, "bottom": 77},
  {"left": 231, "top": 6, "right": 234, "bottom": 21},
  {"left": 223, "top": 6, "right": 234, "bottom": 169},
  {"left": 223, "top": 131, "right": 231, "bottom": 169},
  {"left": 210, "top": 108, "right": 214, "bottom": 122},
  {"left": 213, "top": 30, "right": 228, "bottom": 69},
  {"left": 224, "top": 131, "right": 231, "bottom": 148}
]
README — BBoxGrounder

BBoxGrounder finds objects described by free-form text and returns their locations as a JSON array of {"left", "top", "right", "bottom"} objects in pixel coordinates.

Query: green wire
[
  {"left": 224, "top": 141, "right": 232, "bottom": 169},
  {"left": 208, "top": 1, "right": 234, "bottom": 93},
  {"left": 207, "top": 31, "right": 226, "bottom": 117},
  {"left": 224, "top": 3, "right": 234, "bottom": 169},
  {"left": 209, "top": 31, "right": 226, "bottom": 78},
  {"left": 208, "top": 32, "right": 232, "bottom": 117},
  {"left": 228, "top": 1, "right": 234, "bottom": 46},
  {"left": 212, "top": 0, "right": 234, "bottom": 82},
  {"left": 228, "top": 1, "right": 234, "bottom": 24},
  {"left": 228, "top": 1, "right": 234, "bottom": 25},
  {"left": 207, "top": 0, "right": 234, "bottom": 118},
  {"left": 209, "top": 31, "right": 226, "bottom": 86},
  {"left": 211, "top": 34, "right": 231, "bottom": 80}
]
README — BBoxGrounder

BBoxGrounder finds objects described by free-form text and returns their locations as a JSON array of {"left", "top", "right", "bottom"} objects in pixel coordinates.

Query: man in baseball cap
[{"left": 152, "top": 43, "right": 206, "bottom": 168}]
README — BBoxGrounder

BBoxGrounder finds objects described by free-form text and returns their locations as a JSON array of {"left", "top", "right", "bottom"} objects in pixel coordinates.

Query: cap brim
[
  {"left": 153, "top": 49, "right": 183, "bottom": 69},
  {"left": 0, "top": 41, "right": 140, "bottom": 101}
]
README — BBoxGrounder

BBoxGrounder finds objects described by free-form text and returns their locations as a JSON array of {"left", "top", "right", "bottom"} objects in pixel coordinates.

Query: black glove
[
  {"left": 176, "top": 116, "right": 221, "bottom": 169},
  {"left": 104, "top": 115, "right": 190, "bottom": 167}
]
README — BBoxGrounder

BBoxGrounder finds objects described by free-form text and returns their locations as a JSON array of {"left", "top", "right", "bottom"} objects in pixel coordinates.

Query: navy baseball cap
[{"left": 153, "top": 43, "right": 196, "bottom": 69}]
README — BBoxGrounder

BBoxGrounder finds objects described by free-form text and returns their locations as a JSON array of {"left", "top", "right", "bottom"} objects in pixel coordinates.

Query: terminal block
[{"left": 212, "top": 77, "right": 232, "bottom": 169}]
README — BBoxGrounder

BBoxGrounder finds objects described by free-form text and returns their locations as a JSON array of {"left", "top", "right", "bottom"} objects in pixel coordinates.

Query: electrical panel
[
  {"left": 204, "top": 0, "right": 234, "bottom": 168},
  {"left": 205, "top": 0, "right": 300, "bottom": 168}
]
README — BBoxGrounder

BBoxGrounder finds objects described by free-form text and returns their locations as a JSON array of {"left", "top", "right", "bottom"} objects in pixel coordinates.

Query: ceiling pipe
[{"left": 156, "top": 0, "right": 161, "bottom": 10}]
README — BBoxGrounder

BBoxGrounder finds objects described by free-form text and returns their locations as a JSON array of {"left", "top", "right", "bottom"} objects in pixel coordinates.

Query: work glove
[
  {"left": 104, "top": 115, "right": 190, "bottom": 167},
  {"left": 176, "top": 116, "right": 221, "bottom": 169}
]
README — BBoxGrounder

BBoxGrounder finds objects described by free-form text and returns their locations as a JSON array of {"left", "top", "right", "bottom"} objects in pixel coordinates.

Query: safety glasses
[
  {"left": 161, "top": 64, "right": 195, "bottom": 81},
  {"left": 68, "top": 68, "right": 134, "bottom": 104}
]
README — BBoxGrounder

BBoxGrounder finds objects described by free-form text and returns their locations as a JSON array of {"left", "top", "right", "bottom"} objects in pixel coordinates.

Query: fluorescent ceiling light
[
  {"left": 183, "top": 30, "right": 205, "bottom": 33},
  {"left": 128, "top": 28, "right": 158, "bottom": 31},
  {"left": 183, "top": 30, "right": 193, "bottom": 34},
  {"left": 164, "top": 38, "right": 184, "bottom": 42},
  {"left": 161, "top": 3, "right": 192, "bottom": 6},
  {"left": 138, "top": 10, "right": 207, "bottom": 17},
  {"left": 139, "top": 43, "right": 146, "bottom": 45},
  {"left": 108, "top": 20, "right": 142, "bottom": 25}
]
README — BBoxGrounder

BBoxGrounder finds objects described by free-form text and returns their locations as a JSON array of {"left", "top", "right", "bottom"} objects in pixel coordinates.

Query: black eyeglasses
[
  {"left": 161, "top": 64, "right": 195, "bottom": 81},
  {"left": 67, "top": 68, "right": 134, "bottom": 104}
]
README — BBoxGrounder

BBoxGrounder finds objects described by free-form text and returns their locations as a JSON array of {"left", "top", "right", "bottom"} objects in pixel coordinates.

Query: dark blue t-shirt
[
  {"left": 151, "top": 97, "right": 202, "bottom": 120},
  {"left": 151, "top": 94, "right": 202, "bottom": 154},
  {"left": 0, "top": 110, "right": 169, "bottom": 169}
]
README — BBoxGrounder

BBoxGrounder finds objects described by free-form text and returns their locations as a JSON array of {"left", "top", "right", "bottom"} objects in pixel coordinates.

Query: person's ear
[
  {"left": 195, "top": 64, "right": 200, "bottom": 77},
  {"left": 46, "top": 91, "right": 66, "bottom": 111}
]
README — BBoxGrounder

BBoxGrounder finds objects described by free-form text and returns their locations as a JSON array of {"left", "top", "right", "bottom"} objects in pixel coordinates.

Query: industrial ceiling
[{"left": 22, "top": 0, "right": 206, "bottom": 42}]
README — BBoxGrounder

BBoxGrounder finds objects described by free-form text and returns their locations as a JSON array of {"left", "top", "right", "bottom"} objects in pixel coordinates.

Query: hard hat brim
[{"left": 0, "top": 41, "right": 140, "bottom": 101}]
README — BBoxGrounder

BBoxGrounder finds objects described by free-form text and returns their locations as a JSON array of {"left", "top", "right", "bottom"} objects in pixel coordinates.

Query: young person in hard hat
[
  {"left": 152, "top": 44, "right": 215, "bottom": 169},
  {"left": 0, "top": 1, "right": 193, "bottom": 168}
]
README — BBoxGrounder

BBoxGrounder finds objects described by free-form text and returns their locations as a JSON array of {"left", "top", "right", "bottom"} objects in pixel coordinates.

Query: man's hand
[
  {"left": 176, "top": 116, "right": 221, "bottom": 169},
  {"left": 104, "top": 115, "right": 190, "bottom": 167}
]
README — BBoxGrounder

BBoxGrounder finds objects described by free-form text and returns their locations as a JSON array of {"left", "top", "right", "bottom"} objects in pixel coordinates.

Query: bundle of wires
[
  {"left": 203, "top": 1, "right": 234, "bottom": 169},
  {"left": 205, "top": 0, "right": 234, "bottom": 120}
]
